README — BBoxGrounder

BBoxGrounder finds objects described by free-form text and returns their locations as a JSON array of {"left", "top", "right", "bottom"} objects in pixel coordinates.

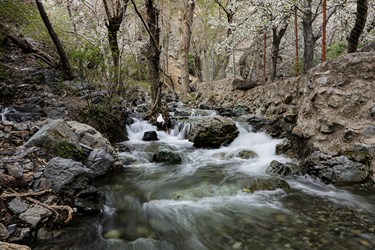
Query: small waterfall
[{"left": 0, "top": 107, "right": 12, "bottom": 122}]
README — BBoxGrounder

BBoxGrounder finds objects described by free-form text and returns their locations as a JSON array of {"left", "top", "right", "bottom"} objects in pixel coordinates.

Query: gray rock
[
  {"left": 153, "top": 148, "right": 182, "bottom": 164},
  {"left": 8, "top": 197, "right": 29, "bottom": 214},
  {"left": 6, "top": 163, "right": 24, "bottom": 178},
  {"left": 235, "top": 150, "right": 258, "bottom": 159},
  {"left": 142, "top": 131, "right": 159, "bottom": 141},
  {"left": 84, "top": 149, "right": 115, "bottom": 176},
  {"left": 24, "top": 119, "right": 79, "bottom": 148},
  {"left": 0, "top": 223, "right": 10, "bottom": 240},
  {"left": 303, "top": 151, "right": 371, "bottom": 185},
  {"left": 44, "top": 157, "right": 94, "bottom": 194},
  {"left": 19, "top": 205, "right": 52, "bottom": 228},
  {"left": 24, "top": 119, "right": 115, "bottom": 159},
  {"left": 241, "top": 177, "right": 290, "bottom": 192},
  {"left": 364, "top": 125, "right": 375, "bottom": 136},
  {"left": 266, "top": 160, "right": 304, "bottom": 176},
  {"left": 188, "top": 116, "right": 239, "bottom": 148},
  {"left": 67, "top": 121, "right": 115, "bottom": 156},
  {"left": 37, "top": 227, "right": 53, "bottom": 240}
]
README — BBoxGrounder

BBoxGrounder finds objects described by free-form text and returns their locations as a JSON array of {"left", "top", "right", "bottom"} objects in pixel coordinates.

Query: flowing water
[{"left": 35, "top": 113, "right": 375, "bottom": 250}]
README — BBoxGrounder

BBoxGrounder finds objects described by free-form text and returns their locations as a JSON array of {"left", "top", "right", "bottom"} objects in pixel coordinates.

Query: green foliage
[
  {"left": 327, "top": 41, "right": 347, "bottom": 60},
  {"left": 78, "top": 98, "right": 127, "bottom": 143},
  {"left": 0, "top": 1, "right": 38, "bottom": 26},
  {"left": 53, "top": 141, "right": 88, "bottom": 161},
  {"left": 69, "top": 40, "right": 105, "bottom": 79},
  {"left": 0, "top": 63, "right": 10, "bottom": 81},
  {"left": 122, "top": 54, "right": 148, "bottom": 81}
]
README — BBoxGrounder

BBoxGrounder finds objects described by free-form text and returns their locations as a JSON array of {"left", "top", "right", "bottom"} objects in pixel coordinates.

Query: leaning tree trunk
[
  {"left": 302, "top": 9, "right": 315, "bottom": 74},
  {"left": 179, "top": 0, "right": 195, "bottom": 94},
  {"left": 348, "top": 0, "right": 368, "bottom": 53},
  {"left": 270, "top": 24, "right": 288, "bottom": 82},
  {"left": 145, "top": 0, "right": 161, "bottom": 114},
  {"left": 35, "top": 0, "right": 73, "bottom": 80}
]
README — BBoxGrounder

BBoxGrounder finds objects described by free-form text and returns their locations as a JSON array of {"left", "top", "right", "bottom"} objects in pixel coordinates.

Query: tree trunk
[
  {"left": 145, "top": 0, "right": 161, "bottom": 113},
  {"left": 102, "top": 0, "right": 129, "bottom": 89},
  {"left": 302, "top": 8, "right": 315, "bottom": 74},
  {"left": 348, "top": 0, "right": 368, "bottom": 53},
  {"left": 271, "top": 24, "right": 288, "bottom": 82},
  {"left": 179, "top": 0, "right": 195, "bottom": 94},
  {"left": 0, "top": 23, "right": 58, "bottom": 68},
  {"left": 322, "top": 0, "right": 327, "bottom": 61},
  {"left": 35, "top": 0, "right": 73, "bottom": 80}
]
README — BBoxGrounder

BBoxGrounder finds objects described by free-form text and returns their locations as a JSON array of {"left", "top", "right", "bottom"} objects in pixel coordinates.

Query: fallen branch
[
  {"left": 1, "top": 189, "right": 74, "bottom": 224},
  {"left": 0, "top": 23, "right": 59, "bottom": 68},
  {"left": 0, "top": 189, "right": 52, "bottom": 199}
]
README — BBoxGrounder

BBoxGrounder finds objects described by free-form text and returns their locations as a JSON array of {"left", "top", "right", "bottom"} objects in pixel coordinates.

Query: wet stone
[
  {"left": 142, "top": 131, "right": 159, "bottom": 141},
  {"left": 8, "top": 197, "right": 29, "bottom": 214}
]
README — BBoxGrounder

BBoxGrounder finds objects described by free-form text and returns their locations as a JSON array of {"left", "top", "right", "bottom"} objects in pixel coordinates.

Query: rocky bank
[{"left": 193, "top": 52, "right": 375, "bottom": 188}]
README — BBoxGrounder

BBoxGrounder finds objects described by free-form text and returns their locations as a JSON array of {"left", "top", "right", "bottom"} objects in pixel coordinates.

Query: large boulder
[
  {"left": 84, "top": 149, "right": 115, "bottom": 177},
  {"left": 43, "top": 157, "right": 94, "bottom": 194},
  {"left": 24, "top": 119, "right": 115, "bottom": 160},
  {"left": 303, "top": 151, "right": 371, "bottom": 185},
  {"left": 187, "top": 116, "right": 239, "bottom": 148}
]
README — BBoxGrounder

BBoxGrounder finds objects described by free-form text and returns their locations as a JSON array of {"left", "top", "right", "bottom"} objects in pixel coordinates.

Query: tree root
[{"left": 0, "top": 189, "right": 74, "bottom": 224}]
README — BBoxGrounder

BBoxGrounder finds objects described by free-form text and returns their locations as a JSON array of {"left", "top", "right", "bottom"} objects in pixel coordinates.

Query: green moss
[
  {"left": 77, "top": 99, "right": 127, "bottom": 143},
  {"left": 327, "top": 41, "right": 347, "bottom": 60},
  {"left": 53, "top": 141, "right": 87, "bottom": 161}
]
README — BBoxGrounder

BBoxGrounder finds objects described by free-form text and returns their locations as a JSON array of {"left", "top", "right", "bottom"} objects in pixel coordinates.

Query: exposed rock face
[
  {"left": 43, "top": 157, "right": 94, "bottom": 194},
  {"left": 293, "top": 53, "right": 375, "bottom": 162},
  {"left": 188, "top": 116, "right": 239, "bottom": 148},
  {"left": 195, "top": 52, "right": 375, "bottom": 186},
  {"left": 303, "top": 151, "right": 371, "bottom": 185}
]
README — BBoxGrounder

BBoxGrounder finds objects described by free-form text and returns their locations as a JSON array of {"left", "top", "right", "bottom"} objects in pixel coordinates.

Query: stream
[{"left": 35, "top": 110, "right": 375, "bottom": 250}]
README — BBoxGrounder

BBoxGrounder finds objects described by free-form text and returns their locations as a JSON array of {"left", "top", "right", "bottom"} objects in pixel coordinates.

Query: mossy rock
[
  {"left": 52, "top": 141, "right": 88, "bottom": 161},
  {"left": 241, "top": 177, "right": 290, "bottom": 193},
  {"left": 236, "top": 150, "right": 258, "bottom": 159}
]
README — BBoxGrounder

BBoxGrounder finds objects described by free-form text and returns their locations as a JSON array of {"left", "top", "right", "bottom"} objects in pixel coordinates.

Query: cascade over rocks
[
  {"left": 187, "top": 116, "right": 239, "bottom": 148},
  {"left": 194, "top": 52, "right": 375, "bottom": 187}
]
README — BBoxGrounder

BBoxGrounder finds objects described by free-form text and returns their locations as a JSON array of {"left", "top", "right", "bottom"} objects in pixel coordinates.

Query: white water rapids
[
  {"left": 86, "top": 116, "right": 374, "bottom": 250},
  {"left": 34, "top": 114, "right": 375, "bottom": 250}
]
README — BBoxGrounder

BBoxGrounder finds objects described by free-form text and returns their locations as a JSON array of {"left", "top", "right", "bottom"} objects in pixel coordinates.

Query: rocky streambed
[{"left": 0, "top": 48, "right": 374, "bottom": 249}]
